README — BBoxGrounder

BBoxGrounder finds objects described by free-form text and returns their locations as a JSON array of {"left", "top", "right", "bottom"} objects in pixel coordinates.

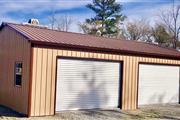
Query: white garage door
[
  {"left": 138, "top": 64, "right": 180, "bottom": 105},
  {"left": 56, "top": 59, "right": 121, "bottom": 111}
]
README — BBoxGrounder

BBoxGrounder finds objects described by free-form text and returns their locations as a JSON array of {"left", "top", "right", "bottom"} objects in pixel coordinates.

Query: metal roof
[{"left": 1, "top": 22, "right": 180, "bottom": 59}]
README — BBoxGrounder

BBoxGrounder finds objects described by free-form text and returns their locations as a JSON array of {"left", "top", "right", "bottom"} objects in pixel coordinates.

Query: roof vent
[{"left": 28, "top": 19, "right": 39, "bottom": 25}]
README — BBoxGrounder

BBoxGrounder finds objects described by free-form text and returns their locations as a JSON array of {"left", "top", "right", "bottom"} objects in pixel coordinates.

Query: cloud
[
  {"left": 0, "top": 0, "right": 92, "bottom": 24},
  {"left": 0, "top": 0, "right": 179, "bottom": 32},
  {"left": 0, "top": 0, "right": 90, "bottom": 11},
  {"left": 123, "top": 1, "right": 179, "bottom": 26},
  {"left": 117, "top": 0, "right": 179, "bottom": 3},
  {"left": 117, "top": 0, "right": 150, "bottom": 2}
]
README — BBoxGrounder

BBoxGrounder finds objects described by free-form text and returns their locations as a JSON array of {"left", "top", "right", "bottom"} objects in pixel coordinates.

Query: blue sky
[{"left": 0, "top": 0, "right": 179, "bottom": 32}]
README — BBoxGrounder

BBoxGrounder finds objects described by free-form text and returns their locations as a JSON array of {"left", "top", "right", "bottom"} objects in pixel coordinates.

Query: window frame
[{"left": 14, "top": 61, "right": 23, "bottom": 87}]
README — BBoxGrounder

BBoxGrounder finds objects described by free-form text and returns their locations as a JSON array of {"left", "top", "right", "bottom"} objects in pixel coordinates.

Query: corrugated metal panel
[
  {"left": 0, "top": 27, "right": 31, "bottom": 115},
  {"left": 56, "top": 59, "right": 121, "bottom": 111},
  {"left": 3, "top": 23, "right": 180, "bottom": 59},
  {"left": 138, "top": 64, "right": 179, "bottom": 105},
  {"left": 29, "top": 46, "right": 180, "bottom": 116}
]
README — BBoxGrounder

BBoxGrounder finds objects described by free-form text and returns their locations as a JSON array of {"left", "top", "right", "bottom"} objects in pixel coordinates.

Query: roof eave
[{"left": 30, "top": 40, "right": 180, "bottom": 60}]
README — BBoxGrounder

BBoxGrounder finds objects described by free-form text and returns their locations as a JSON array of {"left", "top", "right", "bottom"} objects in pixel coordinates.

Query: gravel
[{"left": 1, "top": 104, "right": 180, "bottom": 120}]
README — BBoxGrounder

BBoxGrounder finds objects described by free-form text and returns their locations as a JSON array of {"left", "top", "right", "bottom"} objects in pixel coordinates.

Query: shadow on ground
[
  {"left": 1, "top": 104, "right": 180, "bottom": 119},
  {"left": 0, "top": 105, "right": 25, "bottom": 118}
]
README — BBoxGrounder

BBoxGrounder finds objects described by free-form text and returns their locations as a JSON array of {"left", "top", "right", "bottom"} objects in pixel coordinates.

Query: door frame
[
  {"left": 54, "top": 56, "right": 124, "bottom": 113},
  {"left": 137, "top": 62, "right": 180, "bottom": 108}
]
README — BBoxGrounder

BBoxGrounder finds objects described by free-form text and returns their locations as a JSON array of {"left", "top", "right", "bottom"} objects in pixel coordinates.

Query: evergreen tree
[
  {"left": 152, "top": 24, "right": 171, "bottom": 47},
  {"left": 80, "top": 0, "right": 126, "bottom": 37}
]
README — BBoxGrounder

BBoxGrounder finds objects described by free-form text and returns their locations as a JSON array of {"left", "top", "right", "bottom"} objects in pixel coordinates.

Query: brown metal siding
[
  {"left": 0, "top": 27, "right": 31, "bottom": 115},
  {"left": 29, "top": 46, "right": 180, "bottom": 116}
]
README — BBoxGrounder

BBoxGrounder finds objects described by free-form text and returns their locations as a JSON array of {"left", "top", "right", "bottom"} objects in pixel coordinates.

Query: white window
[{"left": 15, "top": 62, "right": 23, "bottom": 86}]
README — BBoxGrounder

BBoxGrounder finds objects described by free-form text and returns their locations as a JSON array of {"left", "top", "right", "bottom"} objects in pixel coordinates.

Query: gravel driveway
[{"left": 1, "top": 104, "right": 180, "bottom": 120}]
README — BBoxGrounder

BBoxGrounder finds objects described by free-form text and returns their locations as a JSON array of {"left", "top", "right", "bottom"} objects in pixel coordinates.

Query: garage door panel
[
  {"left": 56, "top": 59, "right": 121, "bottom": 111},
  {"left": 138, "top": 64, "right": 179, "bottom": 105},
  {"left": 139, "top": 89, "right": 178, "bottom": 104}
]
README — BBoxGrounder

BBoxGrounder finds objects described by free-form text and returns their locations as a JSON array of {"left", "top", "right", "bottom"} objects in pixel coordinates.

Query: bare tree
[
  {"left": 78, "top": 21, "right": 102, "bottom": 35},
  {"left": 57, "top": 14, "right": 73, "bottom": 32},
  {"left": 48, "top": 9, "right": 73, "bottom": 31},
  {"left": 48, "top": 9, "right": 57, "bottom": 30},
  {"left": 158, "top": 1, "right": 180, "bottom": 48},
  {"left": 125, "top": 19, "right": 152, "bottom": 42},
  {"left": 152, "top": 24, "right": 171, "bottom": 47}
]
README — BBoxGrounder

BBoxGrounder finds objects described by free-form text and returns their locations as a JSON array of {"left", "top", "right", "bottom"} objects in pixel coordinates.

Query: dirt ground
[{"left": 1, "top": 104, "right": 180, "bottom": 120}]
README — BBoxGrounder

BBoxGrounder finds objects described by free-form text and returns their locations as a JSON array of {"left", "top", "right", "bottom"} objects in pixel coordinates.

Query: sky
[{"left": 0, "top": 0, "right": 179, "bottom": 32}]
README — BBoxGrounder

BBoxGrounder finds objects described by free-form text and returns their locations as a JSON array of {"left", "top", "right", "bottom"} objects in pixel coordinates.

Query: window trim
[{"left": 14, "top": 61, "right": 23, "bottom": 87}]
